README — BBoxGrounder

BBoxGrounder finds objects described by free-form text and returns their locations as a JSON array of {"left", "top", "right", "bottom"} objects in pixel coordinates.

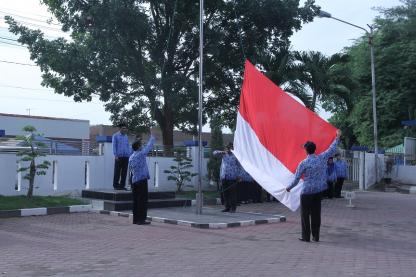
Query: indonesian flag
[{"left": 233, "top": 60, "right": 337, "bottom": 211}]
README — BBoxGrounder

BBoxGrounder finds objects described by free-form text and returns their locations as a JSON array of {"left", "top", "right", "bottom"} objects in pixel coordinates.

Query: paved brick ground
[{"left": 1, "top": 191, "right": 416, "bottom": 277}]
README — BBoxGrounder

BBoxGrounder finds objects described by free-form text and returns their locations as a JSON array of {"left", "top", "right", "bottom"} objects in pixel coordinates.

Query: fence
[{"left": 0, "top": 143, "right": 211, "bottom": 196}]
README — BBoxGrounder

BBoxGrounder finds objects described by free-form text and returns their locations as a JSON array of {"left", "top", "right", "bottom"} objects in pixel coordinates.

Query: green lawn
[
  {"left": 0, "top": 195, "right": 85, "bottom": 211},
  {"left": 176, "top": 191, "right": 220, "bottom": 200}
]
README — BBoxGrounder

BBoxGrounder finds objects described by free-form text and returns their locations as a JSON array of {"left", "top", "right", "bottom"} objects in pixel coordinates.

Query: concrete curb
[
  {"left": 0, "top": 205, "right": 92, "bottom": 219},
  {"left": 98, "top": 210, "right": 286, "bottom": 229}
]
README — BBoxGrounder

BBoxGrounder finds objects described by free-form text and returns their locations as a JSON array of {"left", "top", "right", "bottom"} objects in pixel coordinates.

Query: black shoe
[
  {"left": 229, "top": 209, "right": 236, "bottom": 213},
  {"left": 222, "top": 208, "right": 230, "bottom": 212},
  {"left": 298, "top": 238, "right": 310, "bottom": 242},
  {"left": 135, "top": 221, "right": 151, "bottom": 225},
  {"left": 335, "top": 196, "right": 344, "bottom": 198},
  {"left": 312, "top": 237, "right": 319, "bottom": 242}
]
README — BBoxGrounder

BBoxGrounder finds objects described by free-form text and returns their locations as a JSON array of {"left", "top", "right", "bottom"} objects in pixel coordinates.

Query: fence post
[{"left": 359, "top": 151, "right": 365, "bottom": 191}]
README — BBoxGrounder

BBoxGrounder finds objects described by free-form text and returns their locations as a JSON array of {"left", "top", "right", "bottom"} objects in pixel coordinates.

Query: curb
[
  {"left": 98, "top": 210, "right": 286, "bottom": 229},
  {"left": 0, "top": 205, "right": 93, "bottom": 219}
]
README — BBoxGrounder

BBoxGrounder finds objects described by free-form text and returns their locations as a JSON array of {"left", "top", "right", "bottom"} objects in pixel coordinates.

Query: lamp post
[
  {"left": 318, "top": 10, "right": 379, "bottom": 186},
  {"left": 196, "top": 0, "right": 204, "bottom": 214}
]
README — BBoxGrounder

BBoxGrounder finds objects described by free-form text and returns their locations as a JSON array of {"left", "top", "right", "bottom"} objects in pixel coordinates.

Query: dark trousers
[
  {"left": 113, "top": 157, "right": 129, "bottom": 189},
  {"left": 325, "top": 181, "right": 334, "bottom": 198},
  {"left": 238, "top": 181, "right": 250, "bottom": 203},
  {"left": 132, "top": 180, "right": 148, "bottom": 224},
  {"left": 335, "top": 178, "right": 345, "bottom": 197},
  {"left": 223, "top": 179, "right": 237, "bottom": 210},
  {"left": 300, "top": 193, "right": 322, "bottom": 241},
  {"left": 252, "top": 182, "right": 263, "bottom": 203}
]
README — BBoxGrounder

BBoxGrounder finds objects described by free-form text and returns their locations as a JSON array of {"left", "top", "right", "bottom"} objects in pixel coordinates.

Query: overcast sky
[{"left": 0, "top": 0, "right": 402, "bottom": 126}]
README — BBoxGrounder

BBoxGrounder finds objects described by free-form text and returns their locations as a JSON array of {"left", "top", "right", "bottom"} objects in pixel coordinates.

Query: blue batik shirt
[
  {"left": 128, "top": 136, "right": 155, "bottom": 184},
  {"left": 287, "top": 138, "right": 339, "bottom": 195},
  {"left": 112, "top": 131, "right": 132, "bottom": 157},
  {"left": 327, "top": 164, "right": 337, "bottom": 182},
  {"left": 240, "top": 169, "right": 254, "bottom": 182},
  {"left": 335, "top": 159, "right": 348, "bottom": 178},
  {"left": 213, "top": 150, "right": 241, "bottom": 181}
]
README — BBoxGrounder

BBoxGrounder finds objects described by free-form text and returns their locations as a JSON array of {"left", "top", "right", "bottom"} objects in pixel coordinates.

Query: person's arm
[
  {"left": 286, "top": 162, "right": 305, "bottom": 192},
  {"left": 319, "top": 130, "right": 342, "bottom": 161},
  {"left": 213, "top": 150, "right": 226, "bottom": 157},
  {"left": 112, "top": 134, "right": 118, "bottom": 157},
  {"left": 140, "top": 135, "right": 156, "bottom": 155}
]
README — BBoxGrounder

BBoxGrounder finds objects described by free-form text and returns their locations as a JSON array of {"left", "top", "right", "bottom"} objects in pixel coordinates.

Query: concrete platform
[{"left": 100, "top": 206, "right": 286, "bottom": 229}]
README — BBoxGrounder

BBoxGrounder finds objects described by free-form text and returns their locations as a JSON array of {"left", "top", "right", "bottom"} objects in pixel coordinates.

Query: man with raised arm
[
  {"left": 128, "top": 133, "right": 156, "bottom": 225},
  {"left": 286, "top": 130, "right": 341, "bottom": 242}
]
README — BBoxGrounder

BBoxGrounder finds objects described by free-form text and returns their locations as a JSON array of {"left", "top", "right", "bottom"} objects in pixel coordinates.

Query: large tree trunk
[
  {"left": 27, "top": 161, "right": 36, "bottom": 199},
  {"left": 311, "top": 92, "right": 317, "bottom": 112},
  {"left": 160, "top": 104, "right": 174, "bottom": 156}
]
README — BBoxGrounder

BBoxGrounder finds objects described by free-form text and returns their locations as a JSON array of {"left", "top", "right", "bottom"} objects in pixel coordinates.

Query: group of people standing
[
  {"left": 325, "top": 153, "right": 348, "bottom": 199},
  {"left": 112, "top": 124, "right": 155, "bottom": 225},
  {"left": 213, "top": 143, "right": 265, "bottom": 213}
]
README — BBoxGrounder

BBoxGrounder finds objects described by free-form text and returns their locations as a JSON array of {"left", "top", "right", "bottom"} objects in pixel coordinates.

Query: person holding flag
[
  {"left": 213, "top": 143, "right": 241, "bottom": 213},
  {"left": 286, "top": 130, "right": 342, "bottom": 242}
]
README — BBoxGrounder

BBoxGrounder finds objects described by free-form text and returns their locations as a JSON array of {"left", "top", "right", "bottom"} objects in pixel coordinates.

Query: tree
[
  {"left": 293, "top": 51, "right": 348, "bottom": 111},
  {"left": 326, "top": 0, "right": 416, "bottom": 148},
  {"left": 16, "top": 126, "right": 51, "bottom": 198},
  {"left": 6, "top": 0, "right": 318, "bottom": 145},
  {"left": 164, "top": 148, "right": 197, "bottom": 192},
  {"left": 207, "top": 116, "right": 224, "bottom": 190}
]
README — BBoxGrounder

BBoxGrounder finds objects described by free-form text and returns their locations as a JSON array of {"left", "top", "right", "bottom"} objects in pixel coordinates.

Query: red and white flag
[{"left": 233, "top": 60, "right": 337, "bottom": 211}]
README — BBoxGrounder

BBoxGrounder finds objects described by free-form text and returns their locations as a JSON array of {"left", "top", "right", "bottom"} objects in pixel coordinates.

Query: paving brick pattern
[{"left": 1, "top": 191, "right": 416, "bottom": 277}]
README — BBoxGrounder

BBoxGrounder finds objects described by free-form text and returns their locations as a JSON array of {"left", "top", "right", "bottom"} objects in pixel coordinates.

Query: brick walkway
[{"left": 1, "top": 191, "right": 416, "bottom": 276}]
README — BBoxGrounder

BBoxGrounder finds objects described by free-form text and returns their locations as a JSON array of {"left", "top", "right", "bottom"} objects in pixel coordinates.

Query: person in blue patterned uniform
[
  {"left": 326, "top": 157, "right": 337, "bottom": 199},
  {"left": 213, "top": 143, "right": 241, "bottom": 213},
  {"left": 112, "top": 123, "right": 132, "bottom": 190},
  {"left": 128, "top": 134, "right": 156, "bottom": 225},
  {"left": 334, "top": 153, "right": 348, "bottom": 198},
  {"left": 286, "top": 130, "right": 341, "bottom": 242}
]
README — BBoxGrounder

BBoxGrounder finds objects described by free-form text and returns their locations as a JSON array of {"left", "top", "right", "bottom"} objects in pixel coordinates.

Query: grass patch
[
  {"left": 0, "top": 195, "right": 85, "bottom": 211},
  {"left": 176, "top": 191, "right": 220, "bottom": 200}
]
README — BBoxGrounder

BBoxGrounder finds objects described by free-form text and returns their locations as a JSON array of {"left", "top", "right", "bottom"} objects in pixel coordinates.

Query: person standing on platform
[
  {"left": 128, "top": 134, "right": 156, "bottom": 225},
  {"left": 334, "top": 153, "right": 347, "bottom": 198},
  {"left": 112, "top": 123, "right": 131, "bottom": 190},
  {"left": 326, "top": 157, "right": 337, "bottom": 199},
  {"left": 214, "top": 143, "right": 241, "bottom": 213},
  {"left": 286, "top": 130, "right": 341, "bottom": 242}
]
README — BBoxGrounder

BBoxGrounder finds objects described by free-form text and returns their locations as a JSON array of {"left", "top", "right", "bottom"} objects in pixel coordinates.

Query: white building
[{"left": 0, "top": 113, "right": 89, "bottom": 141}]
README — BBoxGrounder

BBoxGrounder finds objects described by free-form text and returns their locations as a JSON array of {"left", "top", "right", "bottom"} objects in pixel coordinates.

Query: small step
[
  {"left": 82, "top": 189, "right": 176, "bottom": 201},
  {"left": 103, "top": 198, "right": 192, "bottom": 211},
  {"left": 396, "top": 185, "right": 416, "bottom": 194}
]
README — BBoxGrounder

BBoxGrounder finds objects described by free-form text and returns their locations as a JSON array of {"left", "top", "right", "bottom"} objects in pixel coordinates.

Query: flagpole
[{"left": 196, "top": 0, "right": 204, "bottom": 215}]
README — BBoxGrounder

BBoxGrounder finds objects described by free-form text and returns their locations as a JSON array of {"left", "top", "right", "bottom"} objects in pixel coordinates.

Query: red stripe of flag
[{"left": 238, "top": 60, "right": 337, "bottom": 173}]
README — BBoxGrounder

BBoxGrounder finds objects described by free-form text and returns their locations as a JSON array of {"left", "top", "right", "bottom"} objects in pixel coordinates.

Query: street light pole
[
  {"left": 318, "top": 10, "right": 379, "bottom": 186},
  {"left": 196, "top": 0, "right": 204, "bottom": 214}
]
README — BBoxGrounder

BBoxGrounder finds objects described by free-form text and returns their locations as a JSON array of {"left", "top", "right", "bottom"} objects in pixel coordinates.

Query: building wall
[
  {"left": 0, "top": 143, "right": 211, "bottom": 196},
  {"left": 393, "top": 165, "right": 416, "bottom": 185},
  {"left": 0, "top": 113, "right": 90, "bottom": 140}
]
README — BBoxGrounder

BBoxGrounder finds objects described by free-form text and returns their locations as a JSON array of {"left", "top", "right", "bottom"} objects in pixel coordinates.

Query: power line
[
  {"left": 0, "top": 94, "right": 102, "bottom": 104},
  {"left": 0, "top": 40, "right": 26, "bottom": 48},
  {"left": 0, "top": 36, "right": 18, "bottom": 42},
  {"left": 0, "top": 10, "right": 62, "bottom": 26},
  {"left": 0, "top": 59, "right": 36, "bottom": 66},
  {"left": 0, "top": 84, "right": 51, "bottom": 91}
]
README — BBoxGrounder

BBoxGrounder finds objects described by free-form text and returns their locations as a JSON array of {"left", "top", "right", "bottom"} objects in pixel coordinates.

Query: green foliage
[
  {"left": 5, "top": 0, "right": 318, "bottom": 144},
  {"left": 164, "top": 148, "right": 197, "bottom": 192},
  {"left": 207, "top": 117, "right": 223, "bottom": 188},
  {"left": 16, "top": 125, "right": 51, "bottom": 198},
  {"left": 326, "top": 1, "right": 416, "bottom": 148}
]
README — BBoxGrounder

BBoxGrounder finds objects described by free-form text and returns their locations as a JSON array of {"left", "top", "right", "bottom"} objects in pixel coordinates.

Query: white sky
[{"left": 0, "top": 0, "right": 402, "bottom": 126}]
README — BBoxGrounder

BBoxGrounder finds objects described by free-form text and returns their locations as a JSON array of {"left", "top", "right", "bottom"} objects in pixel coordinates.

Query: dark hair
[
  {"left": 118, "top": 122, "right": 127, "bottom": 128},
  {"left": 132, "top": 140, "right": 142, "bottom": 151},
  {"left": 304, "top": 141, "right": 316, "bottom": 154},
  {"left": 226, "top": 142, "right": 234, "bottom": 149},
  {"left": 328, "top": 156, "right": 334, "bottom": 161},
  {"left": 335, "top": 153, "right": 341, "bottom": 157}
]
